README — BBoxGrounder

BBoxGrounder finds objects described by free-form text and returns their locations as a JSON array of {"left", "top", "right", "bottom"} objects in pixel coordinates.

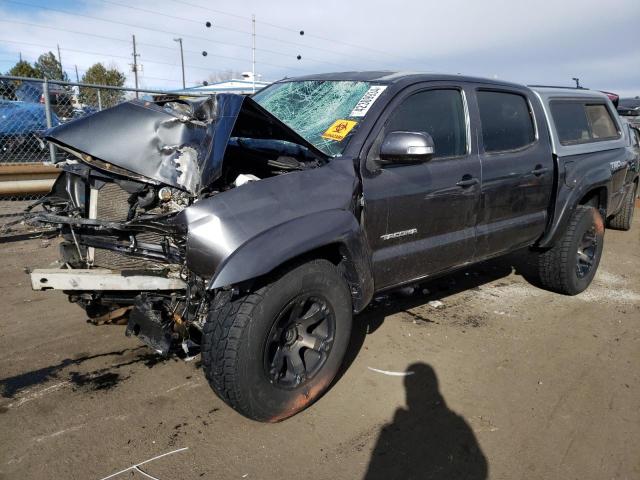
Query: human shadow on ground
[{"left": 363, "top": 362, "right": 488, "bottom": 480}]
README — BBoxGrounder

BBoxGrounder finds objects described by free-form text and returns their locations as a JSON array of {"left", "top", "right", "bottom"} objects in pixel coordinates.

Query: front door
[{"left": 361, "top": 86, "right": 481, "bottom": 290}]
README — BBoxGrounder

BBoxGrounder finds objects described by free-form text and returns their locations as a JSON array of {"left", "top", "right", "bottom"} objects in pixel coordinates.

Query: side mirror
[{"left": 379, "top": 131, "right": 435, "bottom": 165}]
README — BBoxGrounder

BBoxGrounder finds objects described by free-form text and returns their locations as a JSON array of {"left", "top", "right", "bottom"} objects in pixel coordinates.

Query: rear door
[
  {"left": 361, "top": 84, "right": 481, "bottom": 289},
  {"left": 473, "top": 88, "right": 554, "bottom": 258}
]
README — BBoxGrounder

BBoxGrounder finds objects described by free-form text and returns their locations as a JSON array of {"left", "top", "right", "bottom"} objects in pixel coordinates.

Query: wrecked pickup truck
[{"left": 28, "top": 73, "right": 638, "bottom": 422}]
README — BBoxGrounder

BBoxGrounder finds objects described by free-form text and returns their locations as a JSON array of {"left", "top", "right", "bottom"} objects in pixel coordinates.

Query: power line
[
  {"left": 167, "top": 0, "right": 417, "bottom": 64},
  {"left": 92, "top": 0, "right": 386, "bottom": 67},
  {"left": 0, "top": 19, "right": 305, "bottom": 72},
  {"left": 0, "top": 37, "right": 242, "bottom": 74},
  {"left": 2, "top": 0, "right": 355, "bottom": 69}
]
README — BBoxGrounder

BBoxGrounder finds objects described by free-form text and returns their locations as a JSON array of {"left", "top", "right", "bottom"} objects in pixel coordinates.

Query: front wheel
[
  {"left": 536, "top": 205, "right": 605, "bottom": 295},
  {"left": 201, "top": 259, "right": 352, "bottom": 422}
]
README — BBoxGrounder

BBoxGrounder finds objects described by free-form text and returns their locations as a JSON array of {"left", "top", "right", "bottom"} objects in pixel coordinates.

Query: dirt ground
[{"left": 1, "top": 208, "right": 638, "bottom": 480}]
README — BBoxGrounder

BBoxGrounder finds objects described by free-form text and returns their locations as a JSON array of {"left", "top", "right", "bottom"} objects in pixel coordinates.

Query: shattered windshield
[{"left": 254, "top": 80, "right": 384, "bottom": 156}]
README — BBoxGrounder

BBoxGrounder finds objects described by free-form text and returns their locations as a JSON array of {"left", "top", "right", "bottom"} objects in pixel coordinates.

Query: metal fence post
[
  {"left": 97, "top": 89, "right": 102, "bottom": 111},
  {"left": 42, "top": 78, "right": 57, "bottom": 164}
]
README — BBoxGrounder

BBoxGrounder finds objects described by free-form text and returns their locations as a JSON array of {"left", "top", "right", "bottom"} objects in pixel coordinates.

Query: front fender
[{"left": 209, "top": 209, "right": 374, "bottom": 311}]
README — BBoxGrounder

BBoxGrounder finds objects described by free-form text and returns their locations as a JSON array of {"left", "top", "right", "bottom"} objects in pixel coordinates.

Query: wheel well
[
  {"left": 579, "top": 187, "right": 607, "bottom": 212},
  {"left": 237, "top": 242, "right": 364, "bottom": 308},
  {"left": 280, "top": 243, "right": 360, "bottom": 292},
  {"left": 273, "top": 243, "right": 344, "bottom": 271}
]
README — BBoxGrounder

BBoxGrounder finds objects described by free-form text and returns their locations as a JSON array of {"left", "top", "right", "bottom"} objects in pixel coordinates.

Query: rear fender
[{"left": 538, "top": 163, "right": 610, "bottom": 248}]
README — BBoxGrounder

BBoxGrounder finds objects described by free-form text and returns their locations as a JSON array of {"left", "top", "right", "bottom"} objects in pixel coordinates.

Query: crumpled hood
[{"left": 45, "top": 93, "right": 326, "bottom": 195}]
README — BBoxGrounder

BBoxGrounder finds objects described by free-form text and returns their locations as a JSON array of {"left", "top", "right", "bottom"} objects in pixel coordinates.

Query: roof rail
[{"left": 528, "top": 84, "right": 588, "bottom": 90}]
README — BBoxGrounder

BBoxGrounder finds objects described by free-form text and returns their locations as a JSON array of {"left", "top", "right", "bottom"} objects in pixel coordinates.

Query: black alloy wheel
[
  {"left": 201, "top": 259, "right": 352, "bottom": 422},
  {"left": 576, "top": 224, "right": 598, "bottom": 278},
  {"left": 264, "top": 294, "right": 336, "bottom": 389}
]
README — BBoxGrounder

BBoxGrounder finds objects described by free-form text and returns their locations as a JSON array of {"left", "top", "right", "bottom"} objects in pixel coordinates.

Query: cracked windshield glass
[{"left": 253, "top": 80, "right": 379, "bottom": 156}]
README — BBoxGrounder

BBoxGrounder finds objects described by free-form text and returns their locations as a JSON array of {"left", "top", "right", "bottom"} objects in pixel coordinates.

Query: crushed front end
[
  {"left": 27, "top": 92, "right": 329, "bottom": 356},
  {"left": 29, "top": 161, "right": 205, "bottom": 356}
]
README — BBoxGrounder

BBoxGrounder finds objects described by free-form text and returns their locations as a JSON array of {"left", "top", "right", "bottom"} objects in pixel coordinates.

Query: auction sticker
[
  {"left": 350, "top": 85, "right": 387, "bottom": 117},
  {"left": 322, "top": 119, "right": 358, "bottom": 141}
]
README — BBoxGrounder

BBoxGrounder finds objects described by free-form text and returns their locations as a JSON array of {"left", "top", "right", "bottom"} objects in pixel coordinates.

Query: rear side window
[
  {"left": 550, "top": 102, "right": 590, "bottom": 144},
  {"left": 477, "top": 91, "right": 536, "bottom": 153},
  {"left": 385, "top": 89, "right": 467, "bottom": 158},
  {"left": 551, "top": 101, "right": 620, "bottom": 145},
  {"left": 585, "top": 105, "right": 618, "bottom": 139}
]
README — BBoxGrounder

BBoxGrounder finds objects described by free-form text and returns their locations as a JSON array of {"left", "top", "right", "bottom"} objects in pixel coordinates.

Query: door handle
[
  {"left": 456, "top": 176, "right": 479, "bottom": 188},
  {"left": 530, "top": 165, "right": 550, "bottom": 176}
]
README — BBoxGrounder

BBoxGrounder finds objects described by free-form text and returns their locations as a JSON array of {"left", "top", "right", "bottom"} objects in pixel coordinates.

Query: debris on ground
[
  {"left": 367, "top": 367, "right": 415, "bottom": 377},
  {"left": 98, "top": 447, "right": 188, "bottom": 480}
]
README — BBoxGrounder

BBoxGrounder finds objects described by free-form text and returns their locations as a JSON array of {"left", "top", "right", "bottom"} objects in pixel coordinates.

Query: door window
[
  {"left": 477, "top": 91, "right": 536, "bottom": 152},
  {"left": 382, "top": 89, "right": 467, "bottom": 159}
]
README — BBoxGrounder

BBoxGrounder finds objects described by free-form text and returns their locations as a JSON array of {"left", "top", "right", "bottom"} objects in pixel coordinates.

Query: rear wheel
[
  {"left": 608, "top": 184, "right": 637, "bottom": 231},
  {"left": 537, "top": 205, "right": 605, "bottom": 295},
  {"left": 201, "top": 259, "right": 352, "bottom": 422}
]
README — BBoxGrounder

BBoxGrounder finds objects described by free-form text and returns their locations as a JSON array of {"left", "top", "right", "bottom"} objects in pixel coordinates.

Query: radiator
[{"left": 89, "top": 182, "right": 165, "bottom": 271}]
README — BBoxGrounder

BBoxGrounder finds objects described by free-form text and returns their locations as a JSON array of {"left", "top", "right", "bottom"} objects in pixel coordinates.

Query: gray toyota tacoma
[{"left": 28, "top": 72, "right": 639, "bottom": 421}]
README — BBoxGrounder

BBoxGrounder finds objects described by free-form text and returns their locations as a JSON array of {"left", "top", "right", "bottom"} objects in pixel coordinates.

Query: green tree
[
  {"left": 2, "top": 60, "right": 41, "bottom": 100},
  {"left": 6, "top": 59, "right": 41, "bottom": 78},
  {"left": 33, "top": 51, "right": 68, "bottom": 81},
  {"left": 79, "top": 63, "right": 127, "bottom": 109}
]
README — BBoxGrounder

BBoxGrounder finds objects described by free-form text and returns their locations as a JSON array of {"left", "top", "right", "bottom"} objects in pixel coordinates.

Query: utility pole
[
  {"left": 251, "top": 14, "right": 256, "bottom": 93},
  {"left": 19, "top": 52, "right": 22, "bottom": 62},
  {"left": 132, "top": 35, "right": 140, "bottom": 98},
  {"left": 57, "top": 44, "right": 63, "bottom": 79},
  {"left": 174, "top": 38, "right": 186, "bottom": 89},
  {"left": 75, "top": 65, "right": 80, "bottom": 83}
]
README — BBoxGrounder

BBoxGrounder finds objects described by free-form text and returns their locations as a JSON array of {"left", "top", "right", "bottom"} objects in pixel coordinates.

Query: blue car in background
[
  {"left": 0, "top": 99, "right": 60, "bottom": 160},
  {"left": 15, "top": 81, "right": 74, "bottom": 120}
]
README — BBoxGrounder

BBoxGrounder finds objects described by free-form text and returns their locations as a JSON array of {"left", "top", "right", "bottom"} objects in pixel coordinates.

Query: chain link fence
[{"left": 0, "top": 75, "right": 200, "bottom": 239}]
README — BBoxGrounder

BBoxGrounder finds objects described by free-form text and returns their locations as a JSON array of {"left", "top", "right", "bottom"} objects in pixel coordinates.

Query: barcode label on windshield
[{"left": 350, "top": 86, "right": 387, "bottom": 117}]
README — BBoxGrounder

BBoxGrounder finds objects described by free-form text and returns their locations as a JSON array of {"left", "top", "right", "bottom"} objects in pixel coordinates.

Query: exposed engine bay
[{"left": 28, "top": 93, "right": 327, "bottom": 355}]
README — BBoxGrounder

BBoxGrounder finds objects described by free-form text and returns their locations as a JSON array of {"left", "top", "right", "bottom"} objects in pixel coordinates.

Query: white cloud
[{"left": 1, "top": 0, "right": 638, "bottom": 95}]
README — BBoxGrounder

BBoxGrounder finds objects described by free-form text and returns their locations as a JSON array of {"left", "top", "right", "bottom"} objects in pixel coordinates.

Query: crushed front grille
[
  {"left": 93, "top": 249, "right": 165, "bottom": 271},
  {"left": 91, "top": 182, "right": 166, "bottom": 271},
  {"left": 96, "top": 182, "right": 130, "bottom": 221}
]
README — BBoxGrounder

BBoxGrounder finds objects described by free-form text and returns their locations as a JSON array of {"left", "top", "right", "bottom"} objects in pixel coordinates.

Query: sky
[{"left": 0, "top": 0, "right": 638, "bottom": 96}]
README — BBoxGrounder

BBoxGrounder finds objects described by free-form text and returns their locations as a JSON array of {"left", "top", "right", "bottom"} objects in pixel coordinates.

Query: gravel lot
[{"left": 1, "top": 204, "right": 639, "bottom": 480}]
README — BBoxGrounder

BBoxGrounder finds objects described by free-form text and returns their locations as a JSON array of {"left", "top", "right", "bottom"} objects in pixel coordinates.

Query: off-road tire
[
  {"left": 201, "top": 259, "right": 352, "bottom": 422},
  {"left": 537, "top": 205, "right": 605, "bottom": 295},
  {"left": 608, "top": 184, "right": 637, "bottom": 231}
]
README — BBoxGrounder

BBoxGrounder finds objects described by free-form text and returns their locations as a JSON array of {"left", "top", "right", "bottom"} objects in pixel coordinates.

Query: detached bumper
[{"left": 30, "top": 268, "right": 187, "bottom": 291}]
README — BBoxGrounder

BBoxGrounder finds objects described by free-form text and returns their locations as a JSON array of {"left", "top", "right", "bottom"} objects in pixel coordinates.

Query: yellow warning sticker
[{"left": 321, "top": 119, "right": 358, "bottom": 141}]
